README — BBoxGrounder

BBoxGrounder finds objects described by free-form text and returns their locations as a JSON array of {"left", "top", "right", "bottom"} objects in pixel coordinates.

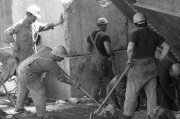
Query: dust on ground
[{"left": 0, "top": 96, "right": 150, "bottom": 119}]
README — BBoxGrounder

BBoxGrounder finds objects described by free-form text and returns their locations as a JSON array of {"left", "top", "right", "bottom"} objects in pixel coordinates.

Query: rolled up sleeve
[
  {"left": 34, "top": 21, "right": 54, "bottom": 32},
  {"left": 4, "top": 26, "right": 17, "bottom": 43}
]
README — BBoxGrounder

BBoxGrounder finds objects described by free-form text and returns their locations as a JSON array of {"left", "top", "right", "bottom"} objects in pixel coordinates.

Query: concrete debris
[
  {"left": 175, "top": 114, "right": 180, "bottom": 119},
  {"left": 55, "top": 100, "right": 66, "bottom": 104},
  {"left": 68, "top": 96, "right": 91, "bottom": 104},
  {"left": 175, "top": 112, "right": 180, "bottom": 119},
  {"left": 6, "top": 114, "right": 13, "bottom": 118},
  {"left": 68, "top": 97, "right": 79, "bottom": 104},
  {"left": 90, "top": 109, "right": 122, "bottom": 119}
]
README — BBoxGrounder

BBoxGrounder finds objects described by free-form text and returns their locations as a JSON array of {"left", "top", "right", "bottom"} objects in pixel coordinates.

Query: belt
[
  {"left": 23, "top": 72, "right": 40, "bottom": 77},
  {"left": 133, "top": 57, "right": 155, "bottom": 65}
]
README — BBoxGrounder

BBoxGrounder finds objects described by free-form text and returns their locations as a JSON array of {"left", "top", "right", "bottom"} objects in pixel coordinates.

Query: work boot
[{"left": 122, "top": 115, "right": 132, "bottom": 119}]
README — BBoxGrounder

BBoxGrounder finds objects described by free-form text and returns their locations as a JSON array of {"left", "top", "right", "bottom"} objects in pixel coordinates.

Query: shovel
[{"left": 89, "top": 65, "right": 131, "bottom": 119}]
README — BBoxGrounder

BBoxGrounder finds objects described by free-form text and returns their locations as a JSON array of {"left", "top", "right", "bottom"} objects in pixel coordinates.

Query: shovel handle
[
  {"left": 93, "top": 65, "right": 131, "bottom": 114},
  {"left": 60, "top": 69, "right": 101, "bottom": 106}
]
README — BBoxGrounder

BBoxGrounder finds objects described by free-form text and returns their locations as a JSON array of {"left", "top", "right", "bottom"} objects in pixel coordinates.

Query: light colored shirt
[
  {"left": 4, "top": 18, "right": 54, "bottom": 63},
  {"left": 18, "top": 46, "right": 67, "bottom": 81}
]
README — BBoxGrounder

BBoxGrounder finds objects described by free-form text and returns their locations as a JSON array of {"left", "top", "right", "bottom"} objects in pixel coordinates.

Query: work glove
[
  {"left": 73, "top": 81, "right": 81, "bottom": 89},
  {"left": 110, "top": 56, "right": 117, "bottom": 61},
  {"left": 98, "top": 104, "right": 115, "bottom": 117},
  {"left": 127, "top": 60, "right": 133, "bottom": 67}
]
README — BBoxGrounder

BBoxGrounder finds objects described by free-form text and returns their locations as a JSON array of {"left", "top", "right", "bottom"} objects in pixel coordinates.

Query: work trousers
[
  {"left": 16, "top": 70, "right": 46, "bottom": 116},
  {"left": 123, "top": 58, "right": 157, "bottom": 117},
  {"left": 91, "top": 58, "right": 115, "bottom": 101}
]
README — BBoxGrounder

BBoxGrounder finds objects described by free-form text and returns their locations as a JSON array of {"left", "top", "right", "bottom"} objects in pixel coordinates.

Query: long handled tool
[
  {"left": 0, "top": 78, "right": 15, "bottom": 107},
  {"left": 60, "top": 69, "right": 101, "bottom": 106},
  {"left": 92, "top": 65, "right": 131, "bottom": 115}
]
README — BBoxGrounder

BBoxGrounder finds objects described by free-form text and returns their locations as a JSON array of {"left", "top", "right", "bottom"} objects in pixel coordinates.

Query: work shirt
[
  {"left": 4, "top": 18, "right": 54, "bottom": 63},
  {"left": 130, "top": 27, "right": 165, "bottom": 59},
  {"left": 87, "top": 30, "right": 111, "bottom": 58},
  {"left": 18, "top": 46, "right": 66, "bottom": 82}
]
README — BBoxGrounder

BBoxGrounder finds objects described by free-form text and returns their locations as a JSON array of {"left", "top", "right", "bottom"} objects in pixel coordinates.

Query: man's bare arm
[
  {"left": 127, "top": 42, "right": 135, "bottom": 64},
  {"left": 159, "top": 42, "right": 170, "bottom": 61},
  {"left": 104, "top": 41, "right": 115, "bottom": 57}
]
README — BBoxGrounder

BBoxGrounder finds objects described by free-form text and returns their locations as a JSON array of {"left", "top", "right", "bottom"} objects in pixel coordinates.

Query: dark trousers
[
  {"left": 157, "top": 81, "right": 178, "bottom": 110},
  {"left": 91, "top": 58, "right": 115, "bottom": 101}
]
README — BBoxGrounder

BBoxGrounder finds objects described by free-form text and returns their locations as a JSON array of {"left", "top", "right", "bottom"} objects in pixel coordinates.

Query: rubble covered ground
[{"left": 0, "top": 96, "right": 150, "bottom": 119}]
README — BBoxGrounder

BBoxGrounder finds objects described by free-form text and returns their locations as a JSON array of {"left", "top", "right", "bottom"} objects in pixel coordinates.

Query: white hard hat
[
  {"left": 97, "top": 17, "right": 109, "bottom": 25},
  {"left": 52, "top": 45, "right": 68, "bottom": 57},
  {"left": 27, "top": 5, "right": 41, "bottom": 18},
  {"left": 133, "top": 12, "right": 146, "bottom": 24}
]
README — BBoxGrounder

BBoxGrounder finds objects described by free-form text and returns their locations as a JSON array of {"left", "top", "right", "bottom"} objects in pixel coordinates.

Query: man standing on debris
[
  {"left": 122, "top": 12, "right": 170, "bottom": 119},
  {"left": 4, "top": 5, "right": 64, "bottom": 66},
  {"left": 86, "top": 17, "right": 116, "bottom": 102},
  {"left": 12, "top": 45, "right": 81, "bottom": 118}
]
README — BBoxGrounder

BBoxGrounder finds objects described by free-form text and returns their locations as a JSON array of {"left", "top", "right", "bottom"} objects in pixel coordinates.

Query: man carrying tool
[
  {"left": 4, "top": 5, "right": 64, "bottom": 67},
  {"left": 86, "top": 17, "right": 116, "bottom": 102},
  {"left": 11, "top": 45, "right": 81, "bottom": 118},
  {"left": 122, "top": 12, "right": 170, "bottom": 119}
]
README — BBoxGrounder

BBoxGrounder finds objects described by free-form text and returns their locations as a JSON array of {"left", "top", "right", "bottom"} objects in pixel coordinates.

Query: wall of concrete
[
  {"left": 68, "top": 50, "right": 128, "bottom": 98},
  {"left": 46, "top": 0, "right": 130, "bottom": 99},
  {"left": 0, "top": 0, "right": 13, "bottom": 48},
  {"left": 1, "top": 0, "right": 130, "bottom": 99},
  {"left": 67, "top": 0, "right": 128, "bottom": 55}
]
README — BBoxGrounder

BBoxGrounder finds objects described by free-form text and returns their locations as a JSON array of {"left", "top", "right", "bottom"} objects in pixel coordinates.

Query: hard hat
[
  {"left": 52, "top": 45, "right": 68, "bottom": 57},
  {"left": 27, "top": 5, "right": 41, "bottom": 18},
  {"left": 97, "top": 17, "right": 109, "bottom": 25},
  {"left": 133, "top": 12, "right": 146, "bottom": 24}
]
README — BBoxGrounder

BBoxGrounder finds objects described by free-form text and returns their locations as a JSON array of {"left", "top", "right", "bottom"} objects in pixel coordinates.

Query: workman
[
  {"left": 123, "top": 12, "right": 170, "bottom": 119},
  {"left": 12, "top": 45, "right": 81, "bottom": 118},
  {"left": 4, "top": 5, "right": 64, "bottom": 67},
  {"left": 86, "top": 17, "right": 116, "bottom": 102}
]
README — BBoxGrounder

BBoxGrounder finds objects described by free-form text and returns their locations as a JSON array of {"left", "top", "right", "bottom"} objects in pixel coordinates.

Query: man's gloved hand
[
  {"left": 127, "top": 60, "right": 133, "bottom": 67},
  {"left": 73, "top": 81, "right": 81, "bottom": 89},
  {"left": 110, "top": 56, "right": 117, "bottom": 61},
  {"left": 98, "top": 104, "right": 115, "bottom": 117}
]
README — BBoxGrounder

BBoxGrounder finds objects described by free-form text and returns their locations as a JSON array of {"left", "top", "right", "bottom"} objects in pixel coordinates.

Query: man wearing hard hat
[
  {"left": 121, "top": 12, "right": 170, "bottom": 119},
  {"left": 4, "top": 5, "right": 64, "bottom": 67},
  {"left": 86, "top": 17, "right": 116, "bottom": 102},
  {"left": 11, "top": 45, "right": 81, "bottom": 118}
]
